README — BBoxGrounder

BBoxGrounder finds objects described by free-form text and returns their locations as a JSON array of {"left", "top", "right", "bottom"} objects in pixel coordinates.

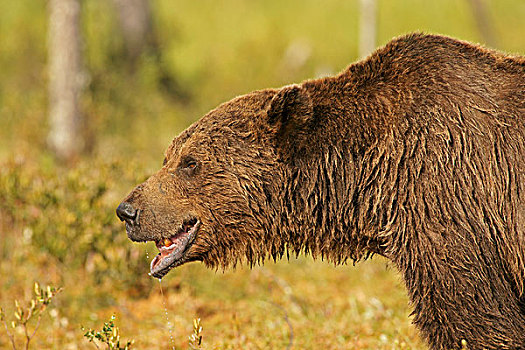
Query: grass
[
  {"left": 0, "top": 0, "right": 524, "bottom": 348},
  {"left": 8, "top": 257, "right": 420, "bottom": 349}
]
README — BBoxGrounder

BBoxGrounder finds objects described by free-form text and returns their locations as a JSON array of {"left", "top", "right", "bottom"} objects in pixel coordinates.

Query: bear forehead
[{"left": 164, "top": 89, "right": 277, "bottom": 160}]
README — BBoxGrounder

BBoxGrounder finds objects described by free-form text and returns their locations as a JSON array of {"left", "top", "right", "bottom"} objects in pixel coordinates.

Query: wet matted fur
[{"left": 118, "top": 33, "right": 525, "bottom": 349}]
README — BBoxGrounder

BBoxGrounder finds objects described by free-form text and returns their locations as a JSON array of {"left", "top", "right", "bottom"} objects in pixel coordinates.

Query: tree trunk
[
  {"left": 467, "top": 0, "right": 498, "bottom": 48},
  {"left": 112, "top": 0, "right": 154, "bottom": 65},
  {"left": 358, "top": 0, "right": 377, "bottom": 59},
  {"left": 48, "top": 0, "right": 84, "bottom": 161}
]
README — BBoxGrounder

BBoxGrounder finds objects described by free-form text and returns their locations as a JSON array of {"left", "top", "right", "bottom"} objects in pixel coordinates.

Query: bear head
[{"left": 117, "top": 84, "right": 318, "bottom": 278}]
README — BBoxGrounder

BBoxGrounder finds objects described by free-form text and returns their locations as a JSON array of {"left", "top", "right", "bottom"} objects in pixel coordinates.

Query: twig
[
  {"left": 2, "top": 319, "right": 17, "bottom": 350},
  {"left": 269, "top": 302, "right": 294, "bottom": 350},
  {"left": 26, "top": 314, "right": 43, "bottom": 350},
  {"left": 254, "top": 268, "right": 298, "bottom": 349},
  {"left": 24, "top": 321, "right": 30, "bottom": 350}
]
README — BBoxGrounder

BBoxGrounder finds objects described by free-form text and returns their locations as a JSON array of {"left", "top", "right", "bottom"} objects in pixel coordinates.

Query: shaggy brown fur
[{"left": 117, "top": 33, "right": 525, "bottom": 349}]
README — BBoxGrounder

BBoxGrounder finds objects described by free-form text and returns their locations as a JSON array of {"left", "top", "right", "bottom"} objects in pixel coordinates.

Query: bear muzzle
[
  {"left": 116, "top": 201, "right": 146, "bottom": 242},
  {"left": 116, "top": 202, "right": 138, "bottom": 224}
]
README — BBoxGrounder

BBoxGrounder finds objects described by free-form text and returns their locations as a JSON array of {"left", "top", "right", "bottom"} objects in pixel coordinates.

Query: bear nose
[{"left": 116, "top": 202, "right": 137, "bottom": 225}]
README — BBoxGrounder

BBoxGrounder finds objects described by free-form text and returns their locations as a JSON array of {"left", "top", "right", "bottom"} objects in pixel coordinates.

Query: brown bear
[{"left": 117, "top": 33, "right": 525, "bottom": 349}]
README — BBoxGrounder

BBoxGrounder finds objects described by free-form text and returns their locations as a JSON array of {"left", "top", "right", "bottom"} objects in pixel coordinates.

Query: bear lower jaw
[{"left": 149, "top": 219, "right": 200, "bottom": 279}]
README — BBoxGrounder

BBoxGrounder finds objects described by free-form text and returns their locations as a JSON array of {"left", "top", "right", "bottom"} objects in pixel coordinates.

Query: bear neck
[
  {"left": 270, "top": 75, "right": 396, "bottom": 263},
  {"left": 268, "top": 69, "right": 525, "bottom": 349}
]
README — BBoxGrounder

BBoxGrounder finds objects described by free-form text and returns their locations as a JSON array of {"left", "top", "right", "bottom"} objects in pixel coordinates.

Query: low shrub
[
  {"left": 83, "top": 315, "right": 134, "bottom": 350},
  {"left": 0, "top": 156, "right": 151, "bottom": 292},
  {"left": 0, "top": 282, "right": 61, "bottom": 350}
]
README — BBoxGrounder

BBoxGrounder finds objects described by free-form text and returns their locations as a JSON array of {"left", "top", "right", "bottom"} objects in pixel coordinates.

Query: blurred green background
[{"left": 0, "top": 0, "right": 524, "bottom": 349}]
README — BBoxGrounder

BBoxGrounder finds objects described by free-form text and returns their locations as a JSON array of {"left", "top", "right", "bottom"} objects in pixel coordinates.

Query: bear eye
[{"left": 180, "top": 157, "right": 198, "bottom": 173}]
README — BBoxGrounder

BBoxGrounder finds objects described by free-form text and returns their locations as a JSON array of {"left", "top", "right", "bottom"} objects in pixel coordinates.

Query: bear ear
[
  {"left": 266, "top": 84, "right": 314, "bottom": 162},
  {"left": 267, "top": 84, "right": 313, "bottom": 130}
]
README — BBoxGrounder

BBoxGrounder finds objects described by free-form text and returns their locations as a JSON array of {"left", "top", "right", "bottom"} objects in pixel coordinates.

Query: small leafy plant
[
  {"left": 188, "top": 318, "right": 203, "bottom": 350},
  {"left": 83, "top": 315, "right": 134, "bottom": 350},
  {"left": 0, "top": 282, "right": 61, "bottom": 350}
]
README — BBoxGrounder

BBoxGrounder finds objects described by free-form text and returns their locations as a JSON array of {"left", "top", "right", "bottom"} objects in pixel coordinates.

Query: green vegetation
[
  {"left": 83, "top": 315, "right": 134, "bottom": 350},
  {"left": 1, "top": 0, "right": 523, "bottom": 348}
]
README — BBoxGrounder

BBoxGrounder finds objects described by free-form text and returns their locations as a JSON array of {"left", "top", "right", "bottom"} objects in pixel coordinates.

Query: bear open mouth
[{"left": 150, "top": 218, "right": 200, "bottom": 279}]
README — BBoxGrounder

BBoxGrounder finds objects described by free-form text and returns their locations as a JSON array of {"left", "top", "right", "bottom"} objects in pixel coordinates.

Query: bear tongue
[{"left": 160, "top": 248, "right": 172, "bottom": 258}]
